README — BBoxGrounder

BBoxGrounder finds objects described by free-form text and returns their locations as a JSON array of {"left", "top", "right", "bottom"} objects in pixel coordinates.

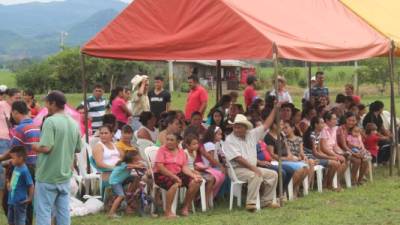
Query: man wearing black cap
[{"left": 33, "top": 91, "right": 81, "bottom": 225}]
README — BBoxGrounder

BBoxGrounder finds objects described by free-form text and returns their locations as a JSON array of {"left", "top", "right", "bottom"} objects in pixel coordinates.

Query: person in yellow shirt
[{"left": 115, "top": 125, "right": 136, "bottom": 158}]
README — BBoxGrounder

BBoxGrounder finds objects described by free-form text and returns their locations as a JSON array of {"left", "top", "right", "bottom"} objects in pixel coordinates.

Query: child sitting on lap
[{"left": 346, "top": 126, "right": 371, "bottom": 161}]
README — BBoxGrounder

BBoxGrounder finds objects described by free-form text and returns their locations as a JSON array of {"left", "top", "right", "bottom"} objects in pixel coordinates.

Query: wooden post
[
  {"left": 80, "top": 53, "right": 89, "bottom": 143},
  {"left": 216, "top": 60, "right": 222, "bottom": 102},
  {"left": 308, "top": 62, "right": 312, "bottom": 100},
  {"left": 388, "top": 41, "right": 399, "bottom": 176},
  {"left": 354, "top": 61, "right": 359, "bottom": 95},
  {"left": 272, "top": 43, "right": 284, "bottom": 204},
  {"left": 168, "top": 60, "right": 174, "bottom": 92}
]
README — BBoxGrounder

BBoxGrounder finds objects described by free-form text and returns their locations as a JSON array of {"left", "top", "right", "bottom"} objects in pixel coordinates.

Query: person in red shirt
[
  {"left": 244, "top": 76, "right": 258, "bottom": 110},
  {"left": 364, "top": 123, "right": 390, "bottom": 165},
  {"left": 184, "top": 75, "right": 208, "bottom": 121},
  {"left": 344, "top": 84, "right": 361, "bottom": 105}
]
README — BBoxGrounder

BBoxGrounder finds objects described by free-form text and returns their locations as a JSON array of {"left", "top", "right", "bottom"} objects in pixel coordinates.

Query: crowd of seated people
[{"left": 82, "top": 72, "right": 397, "bottom": 218}]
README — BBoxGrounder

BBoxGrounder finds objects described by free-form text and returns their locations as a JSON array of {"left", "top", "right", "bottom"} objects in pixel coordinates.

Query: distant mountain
[
  {"left": 0, "top": 0, "right": 127, "bottom": 37},
  {"left": 66, "top": 8, "right": 120, "bottom": 46},
  {"left": 0, "top": 0, "right": 129, "bottom": 61}
]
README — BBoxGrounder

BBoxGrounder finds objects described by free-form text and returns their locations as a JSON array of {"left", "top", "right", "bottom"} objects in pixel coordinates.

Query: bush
[
  {"left": 15, "top": 48, "right": 156, "bottom": 94},
  {"left": 297, "top": 79, "right": 307, "bottom": 88},
  {"left": 180, "top": 82, "right": 190, "bottom": 93}
]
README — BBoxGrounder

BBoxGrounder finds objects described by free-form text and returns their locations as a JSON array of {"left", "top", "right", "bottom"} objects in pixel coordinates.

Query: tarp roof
[
  {"left": 81, "top": 0, "right": 390, "bottom": 62},
  {"left": 174, "top": 60, "right": 252, "bottom": 68},
  {"left": 340, "top": 0, "right": 400, "bottom": 56}
]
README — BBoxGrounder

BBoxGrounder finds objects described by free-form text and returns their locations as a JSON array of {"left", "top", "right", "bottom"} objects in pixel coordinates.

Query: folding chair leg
[
  {"left": 200, "top": 180, "right": 207, "bottom": 212},
  {"left": 256, "top": 192, "right": 260, "bottom": 210},
  {"left": 229, "top": 182, "right": 234, "bottom": 210},
  {"left": 333, "top": 173, "right": 338, "bottom": 189},
  {"left": 151, "top": 188, "right": 157, "bottom": 214},
  {"left": 288, "top": 179, "right": 294, "bottom": 201},
  {"left": 303, "top": 176, "right": 309, "bottom": 196},
  {"left": 316, "top": 168, "right": 323, "bottom": 193},
  {"left": 237, "top": 184, "right": 242, "bottom": 207},
  {"left": 345, "top": 166, "right": 351, "bottom": 188}
]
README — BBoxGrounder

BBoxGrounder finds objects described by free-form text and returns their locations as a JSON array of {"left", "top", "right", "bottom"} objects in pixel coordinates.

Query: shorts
[
  {"left": 351, "top": 147, "right": 360, "bottom": 153},
  {"left": 8, "top": 203, "right": 27, "bottom": 225},
  {"left": 154, "top": 172, "right": 192, "bottom": 190},
  {"left": 0, "top": 139, "right": 10, "bottom": 189},
  {"left": 317, "top": 159, "right": 329, "bottom": 167},
  {"left": 112, "top": 184, "right": 125, "bottom": 197},
  {"left": 282, "top": 161, "right": 308, "bottom": 171}
]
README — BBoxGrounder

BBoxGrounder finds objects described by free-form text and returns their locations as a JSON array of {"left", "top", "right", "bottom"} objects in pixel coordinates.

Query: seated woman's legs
[
  {"left": 307, "top": 159, "right": 315, "bottom": 187},
  {"left": 181, "top": 177, "right": 201, "bottom": 216},
  {"left": 350, "top": 156, "right": 361, "bottom": 184},
  {"left": 165, "top": 183, "right": 180, "bottom": 217},
  {"left": 291, "top": 167, "right": 307, "bottom": 197},
  {"left": 204, "top": 175, "right": 216, "bottom": 209},
  {"left": 324, "top": 160, "right": 339, "bottom": 189}
]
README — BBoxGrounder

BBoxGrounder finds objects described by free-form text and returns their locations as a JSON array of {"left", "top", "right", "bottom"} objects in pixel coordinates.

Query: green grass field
[
  {"left": 1, "top": 167, "right": 398, "bottom": 225},
  {"left": 0, "top": 69, "right": 17, "bottom": 87}
]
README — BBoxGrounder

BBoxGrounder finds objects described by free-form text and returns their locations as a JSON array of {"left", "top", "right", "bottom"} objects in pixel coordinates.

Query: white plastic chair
[
  {"left": 225, "top": 159, "right": 260, "bottom": 211},
  {"left": 314, "top": 165, "right": 324, "bottom": 193},
  {"left": 137, "top": 138, "right": 155, "bottom": 161},
  {"left": 332, "top": 166, "right": 351, "bottom": 189},
  {"left": 76, "top": 141, "right": 102, "bottom": 196}
]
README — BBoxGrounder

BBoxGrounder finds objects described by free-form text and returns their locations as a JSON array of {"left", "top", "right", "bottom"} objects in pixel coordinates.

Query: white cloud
[{"left": 0, "top": 0, "right": 132, "bottom": 5}]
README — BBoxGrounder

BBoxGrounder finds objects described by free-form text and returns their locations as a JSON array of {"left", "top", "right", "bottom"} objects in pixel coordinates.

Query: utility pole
[{"left": 60, "top": 31, "right": 68, "bottom": 51}]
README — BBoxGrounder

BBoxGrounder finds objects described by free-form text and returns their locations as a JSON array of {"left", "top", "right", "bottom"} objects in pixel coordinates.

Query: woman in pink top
[
  {"left": 320, "top": 112, "right": 348, "bottom": 190},
  {"left": 337, "top": 112, "right": 369, "bottom": 185},
  {"left": 110, "top": 87, "right": 132, "bottom": 129},
  {"left": 154, "top": 133, "right": 202, "bottom": 218}
]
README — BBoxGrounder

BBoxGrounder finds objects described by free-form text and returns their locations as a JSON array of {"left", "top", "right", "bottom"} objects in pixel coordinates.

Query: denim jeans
[
  {"left": 0, "top": 139, "right": 10, "bottom": 189},
  {"left": 8, "top": 203, "right": 27, "bottom": 225},
  {"left": 34, "top": 180, "right": 70, "bottom": 225}
]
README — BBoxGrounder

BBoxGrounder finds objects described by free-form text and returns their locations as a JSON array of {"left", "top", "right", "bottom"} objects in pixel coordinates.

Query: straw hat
[
  {"left": 228, "top": 114, "right": 253, "bottom": 129},
  {"left": 130, "top": 74, "right": 149, "bottom": 90}
]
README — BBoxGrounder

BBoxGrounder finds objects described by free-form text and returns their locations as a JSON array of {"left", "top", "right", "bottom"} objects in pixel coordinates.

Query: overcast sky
[{"left": 0, "top": 0, "right": 132, "bottom": 5}]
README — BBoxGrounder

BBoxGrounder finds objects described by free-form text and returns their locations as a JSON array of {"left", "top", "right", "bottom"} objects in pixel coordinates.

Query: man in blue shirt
[{"left": 310, "top": 71, "right": 330, "bottom": 104}]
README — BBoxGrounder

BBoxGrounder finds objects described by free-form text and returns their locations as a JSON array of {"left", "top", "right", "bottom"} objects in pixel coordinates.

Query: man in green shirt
[{"left": 34, "top": 91, "right": 81, "bottom": 225}]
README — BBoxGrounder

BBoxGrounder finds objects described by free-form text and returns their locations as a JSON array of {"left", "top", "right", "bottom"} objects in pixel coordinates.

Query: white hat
[
  {"left": 228, "top": 114, "right": 253, "bottom": 129},
  {"left": 130, "top": 74, "right": 149, "bottom": 90},
  {"left": 0, "top": 85, "right": 7, "bottom": 94}
]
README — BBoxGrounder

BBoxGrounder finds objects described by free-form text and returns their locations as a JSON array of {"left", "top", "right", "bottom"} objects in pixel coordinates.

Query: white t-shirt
[
  {"left": 184, "top": 149, "right": 196, "bottom": 170},
  {"left": 269, "top": 89, "right": 293, "bottom": 103},
  {"left": 203, "top": 142, "right": 219, "bottom": 167}
]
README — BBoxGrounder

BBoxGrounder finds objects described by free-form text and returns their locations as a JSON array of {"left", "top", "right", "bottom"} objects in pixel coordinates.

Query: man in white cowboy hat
[
  {"left": 223, "top": 105, "right": 280, "bottom": 212},
  {"left": 130, "top": 74, "right": 150, "bottom": 131}
]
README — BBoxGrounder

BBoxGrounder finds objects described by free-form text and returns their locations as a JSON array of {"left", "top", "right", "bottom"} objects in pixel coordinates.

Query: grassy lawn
[
  {"left": 72, "top": 167, "right": 400, "bottom": 225},
  {"left": 1, "top": 167, "right": 398, "bottom": 225},
  {"left": 0, "top": 69, "right": 17, "bottom": 87}
]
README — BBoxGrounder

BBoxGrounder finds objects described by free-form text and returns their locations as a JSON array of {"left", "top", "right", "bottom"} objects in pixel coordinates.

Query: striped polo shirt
[
  {"left": 82, "top": 96, "right": 107, "bottom": 132},
  {"left": 10, "top": 118, "right": 41, "bottom": 165}
]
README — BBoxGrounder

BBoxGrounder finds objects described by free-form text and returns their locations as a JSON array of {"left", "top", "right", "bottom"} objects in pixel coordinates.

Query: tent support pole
[
  {"left": 308, "top": 62, "right": 312, "bottom": 99},
  {"left": 388, "top": 41, "right": 400, "bottom": 176},
  {"left": 168, "top": 60, "right": 174, "bottom": 92},
  {"left": 216, "top": 60, "right": 222, "bottom": 102},
  {"left": 80, "top": 53, "right": 89, "bottom": 143},
  {"left": 272, "top": 43, "right": 284, "bottom": 205}
]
